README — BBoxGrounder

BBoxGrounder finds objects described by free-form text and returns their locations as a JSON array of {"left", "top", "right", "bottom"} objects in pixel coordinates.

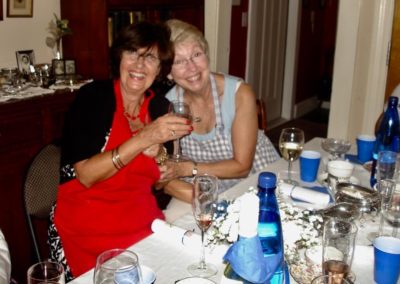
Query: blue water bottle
[
  {"left": 370, "top": 96, "right": 400, "bottom": 187},
  {"left": 257, "top": 172, "right": 284, "bottom": 284}
]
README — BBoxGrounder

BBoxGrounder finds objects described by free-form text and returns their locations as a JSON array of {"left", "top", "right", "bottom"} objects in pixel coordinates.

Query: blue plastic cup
[
  {"left": 299, "top": 150, "right": 321, "bottom": 182},
  {"left": 373, "top": 236, "right": 400, "bottom": 284},
  {"left": 356, "top": 134, "right": 376, "bottom": 163}
]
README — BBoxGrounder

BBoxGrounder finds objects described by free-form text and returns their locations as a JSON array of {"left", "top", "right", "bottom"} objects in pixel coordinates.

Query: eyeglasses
[
  {"left": 173, "top": 52, "right": 206, "bottom": 69},
  {"left": 125, "top": 51, "right": 160, "bottom": 66}
]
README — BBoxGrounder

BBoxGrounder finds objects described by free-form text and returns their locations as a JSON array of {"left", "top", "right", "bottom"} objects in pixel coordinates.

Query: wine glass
[
  {"left": 168, "top": 100, "right": 192, "bottom": 162},
  {"left": 187, "top": 174, "right": 219, "bottom": 277},
  {"left": 27, "top": 261, "right": 65, "bottom": 284},
  {"left": 381, "top": 183, "right": 400, "bottom": 238},
  {"left": 94, "top": 249, "right": 143, "bottom": 284},
  {"left": 321, "top": 138, "right": 352, "bottom": 161},
  {"left": 278, "top": 128, "right": 305, "bottom": 185}
]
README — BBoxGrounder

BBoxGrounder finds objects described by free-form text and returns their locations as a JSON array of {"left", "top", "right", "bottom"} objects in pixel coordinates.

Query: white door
[{"left": 246, "top": 0, "right": 289, "bottom": 124}]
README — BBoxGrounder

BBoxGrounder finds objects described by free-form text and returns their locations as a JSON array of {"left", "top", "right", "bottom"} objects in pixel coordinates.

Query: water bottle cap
[{"left": 258, "top": 172, "right": 277, "bottom": 188}]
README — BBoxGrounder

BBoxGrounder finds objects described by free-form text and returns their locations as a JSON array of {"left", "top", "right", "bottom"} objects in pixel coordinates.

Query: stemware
[
  {"left": 187, "top": 174, "right": 219, "bottom": 277},
  {"left": 321, "top": 138, "right": 352, "bottom": 161},
  {"left": 168, "top": 100, "right": 192, "bottom": 162},
  {"left": 94, "top": 249, "right": 143, "bottom": 284},
  {"left": 278, "top": 128, "right": 305, "bottom": 185},
  {"left": 27, "top": 260, "right": 65, "bottom": 284},
  {"left": 367, "top": 179, "right": 396, "bottom": 242},
  {"left": 381, "top": 183, "right": 400, "bottom": 238}
]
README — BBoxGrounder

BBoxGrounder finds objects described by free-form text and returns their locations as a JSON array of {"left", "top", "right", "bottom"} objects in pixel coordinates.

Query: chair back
[
  {"left": 24, "top": 143, "right": 61, "bottom": 261},
  {"left": 256, "top": 98, "right": 267, "bottom": 132}
]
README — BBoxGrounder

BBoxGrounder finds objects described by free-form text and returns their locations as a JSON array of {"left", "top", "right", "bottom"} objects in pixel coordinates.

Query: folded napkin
[
  {"left": 224, "top": 236, "right": 282, "bottom": 283},
  {"left": 151, "top": 219, "right": 200, "bottom": 248},
  {"left": 223, "top": 192, "right": 282, "bottom": 283},
  {"left": 279, "top": 182, "right": 331, "bottom": 206}
]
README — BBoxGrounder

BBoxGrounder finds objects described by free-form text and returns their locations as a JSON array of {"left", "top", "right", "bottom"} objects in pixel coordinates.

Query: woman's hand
[
  {"left": 143, "top": 144, "right": 160, "bottom": 158},
  {"left": 138, "top": 113, "right": 192, "bottom": 147}
]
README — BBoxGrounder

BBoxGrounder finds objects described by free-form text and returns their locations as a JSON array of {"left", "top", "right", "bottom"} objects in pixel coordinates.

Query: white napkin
[
  {"left": 151, "top": 219, "right": 201, "bottom": 248},
  {"left": 279, "top": 182, "right": 330, "bottom": 206},
  {"left": 238, "top": 193, "right": 259, "bottom": 238}
]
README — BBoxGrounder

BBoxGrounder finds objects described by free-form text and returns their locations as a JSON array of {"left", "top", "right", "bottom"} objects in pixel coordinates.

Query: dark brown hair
[{"left": 110, "top": 21, "right": 174, "bottom": 79}]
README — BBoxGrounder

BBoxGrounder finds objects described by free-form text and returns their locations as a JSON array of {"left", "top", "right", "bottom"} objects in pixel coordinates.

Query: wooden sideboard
[{"left": 0, "top": 90, "right": 76, "bottom": 283}]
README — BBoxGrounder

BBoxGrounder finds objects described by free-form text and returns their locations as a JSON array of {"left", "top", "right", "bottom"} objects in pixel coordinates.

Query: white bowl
[{"left": 327, "top": 160, "right": 354, "bottom": 178}]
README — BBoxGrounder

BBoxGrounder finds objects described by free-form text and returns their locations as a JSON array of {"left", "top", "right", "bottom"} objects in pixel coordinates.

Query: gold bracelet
[
  {"left": 114, "top": 146, "right": 125, "bottom": 168},
  {"left": 155, "top": 146, "right": 168, "bottom": 165},
  {"left": 111, "top": 148, "right": 121, "bottom": 170}
]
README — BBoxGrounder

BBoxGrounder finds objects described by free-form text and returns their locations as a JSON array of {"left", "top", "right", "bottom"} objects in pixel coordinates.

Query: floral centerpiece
[
  {"left": 206, "top": 187, "right": 323, "bottom": 265},
  {"left": 45, "top": 14, "right": 73, "bottom": 59}
]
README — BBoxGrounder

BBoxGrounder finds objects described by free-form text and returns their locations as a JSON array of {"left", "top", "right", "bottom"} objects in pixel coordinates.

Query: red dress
[{"left": 54, "top": 81, "right": 164, "bottom": 277}]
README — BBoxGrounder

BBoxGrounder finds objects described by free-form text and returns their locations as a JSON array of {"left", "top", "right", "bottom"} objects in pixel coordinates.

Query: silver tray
[{"left": 335, "top": 182, "right": 380, "bottom": 213}]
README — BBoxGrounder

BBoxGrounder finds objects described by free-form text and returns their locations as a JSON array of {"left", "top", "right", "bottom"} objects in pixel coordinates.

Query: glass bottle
[
  {"left": 370, "top": 96, "right": 400, "bottom": 187},
  {"left": 257, "top": 172, "right": 284, "bottom": 284}
]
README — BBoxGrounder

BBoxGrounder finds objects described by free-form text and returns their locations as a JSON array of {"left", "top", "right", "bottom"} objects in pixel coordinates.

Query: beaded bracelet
[{"left": 155, "top": 146, "right": 168, "bottom": 165}]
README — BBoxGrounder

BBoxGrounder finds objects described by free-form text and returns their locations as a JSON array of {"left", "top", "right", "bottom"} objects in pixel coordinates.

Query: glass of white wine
[{"left": 278, "top": 127, "right": 305, "bottom": 185}]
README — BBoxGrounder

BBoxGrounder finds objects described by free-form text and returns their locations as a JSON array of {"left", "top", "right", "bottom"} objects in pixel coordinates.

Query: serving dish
[{"left": 335, "top": 182, "right": 380, "bottom": 213}]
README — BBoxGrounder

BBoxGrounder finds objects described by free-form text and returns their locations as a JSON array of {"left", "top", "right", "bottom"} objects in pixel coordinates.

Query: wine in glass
[
  {"left": 381, "top": 183, "right": 400, "bottom": 238},
  {"left": 279, "top": 128, "right": 305, "bottom": 185},
  {"left": 187, "top": 174, "right": 218, "bottom": 277},
  {"left": 168, "top": 100, "right": 192, "bottom": 162}
]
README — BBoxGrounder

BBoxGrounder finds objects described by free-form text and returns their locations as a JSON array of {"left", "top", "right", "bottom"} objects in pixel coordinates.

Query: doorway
[{"left": 230, "top": 0, "right": 338, "bottom": 128}]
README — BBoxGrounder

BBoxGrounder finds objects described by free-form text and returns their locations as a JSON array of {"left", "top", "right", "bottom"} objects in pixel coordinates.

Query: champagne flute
[
  {"left": 168, "top": 100, "right": 192, "bottom": 162},
  {"left": 367, "top": 179, "right": 396, "bottom": 242},
  {"left": 278, "top": 128, "right": 305, "bottom": 185},
  {"left": 381, "top": 183, "right": 400, "bottom": 238},
  {"left": 187, "top": 174, "right": 218, "bottom": 277}
]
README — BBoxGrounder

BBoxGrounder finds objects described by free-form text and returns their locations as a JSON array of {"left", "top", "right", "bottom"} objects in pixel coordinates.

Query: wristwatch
[{"left": 192, "top": 161, "right": 198, "bottom": 176}]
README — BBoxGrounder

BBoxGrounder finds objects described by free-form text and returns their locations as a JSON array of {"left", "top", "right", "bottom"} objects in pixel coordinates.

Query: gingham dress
[{"left": 166, "top": 74, "right": 279, "bottom": 192}]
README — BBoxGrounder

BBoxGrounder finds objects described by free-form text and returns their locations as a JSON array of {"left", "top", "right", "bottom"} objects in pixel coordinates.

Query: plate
[
  {"left": 141, "top": 265, "right": 156, "bottom": 284},
  {"left": 175, "top": 277, "right": 216, "bottom": 284}
]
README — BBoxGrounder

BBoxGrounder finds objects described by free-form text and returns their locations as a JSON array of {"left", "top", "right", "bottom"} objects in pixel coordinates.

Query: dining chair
[
  {"left": 256, "top": 98, "right": 267, "bottom": 133},
  {"left": 23, "top": 143, "right": 61, "bottom": 262}
]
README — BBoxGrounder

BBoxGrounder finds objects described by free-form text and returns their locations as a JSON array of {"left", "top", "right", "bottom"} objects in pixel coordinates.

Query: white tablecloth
[{"left": 70, "top": 137, "right": 378, "bottom": 284}]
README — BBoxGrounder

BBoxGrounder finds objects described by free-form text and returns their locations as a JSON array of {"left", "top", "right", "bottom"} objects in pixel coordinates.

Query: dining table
[{"left": 69, "top": 137, "right": 381, "bottom": 284}]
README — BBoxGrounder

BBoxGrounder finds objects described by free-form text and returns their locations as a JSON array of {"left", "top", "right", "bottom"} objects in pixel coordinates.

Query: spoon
[{"left": 312, "top": 202, "right": 360, "bottom": 221}]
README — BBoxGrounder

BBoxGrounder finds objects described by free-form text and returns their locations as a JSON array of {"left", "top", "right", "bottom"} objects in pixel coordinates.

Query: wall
[
  {"left": 0, "top": 0, "right": 60, "bottom": 68},
  {"left": 328, "top": 0, "right": 395, "bottom": 141}
]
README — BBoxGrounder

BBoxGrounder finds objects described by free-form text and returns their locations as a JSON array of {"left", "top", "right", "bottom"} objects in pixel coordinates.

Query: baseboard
[{"left": 293, "top": 96, "right": 319, "bottom": 118}]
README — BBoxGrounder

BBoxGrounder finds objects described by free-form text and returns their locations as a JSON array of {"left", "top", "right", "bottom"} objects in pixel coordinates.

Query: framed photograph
[
  {"left": 52, "top": 59, "right": 65, "bottom": 77},
  {"left": 7, "top": 0, "right": 33, "bottom": 17},
  {"left": 64, "top": 59, "right": 76, "bottom": 75},
  {"left": 1, "top": 0, "right": 3, "bottom": 21},
  {"left": 16, "top": 49, "right": 35, "bottom": 73}
]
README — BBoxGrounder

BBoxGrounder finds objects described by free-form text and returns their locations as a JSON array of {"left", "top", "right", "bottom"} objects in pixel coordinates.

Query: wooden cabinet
[
  {"left": 0, "top": 91, "right": 76, "bottom": 283},
  {"left": 60, "top": 0, "right": 204, "bottom": 80}
]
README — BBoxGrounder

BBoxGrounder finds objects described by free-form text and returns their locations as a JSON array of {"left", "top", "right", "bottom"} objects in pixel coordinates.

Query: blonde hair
[{"left": 165, "top": 19, "right": 209, "bottom": 56}]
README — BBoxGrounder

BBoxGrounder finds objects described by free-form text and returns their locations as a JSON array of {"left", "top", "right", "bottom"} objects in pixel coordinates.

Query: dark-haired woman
[{"left": 48, "top": 22, "right": 191, "bottom": 280}]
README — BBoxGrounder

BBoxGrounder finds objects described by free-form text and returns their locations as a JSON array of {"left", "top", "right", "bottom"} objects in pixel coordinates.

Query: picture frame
[
  {"left": 1, "top": 0, "right": 3, "bottom": 21},
  {"left": 52, "top": 59, "right": 65, "bottom": 77},
  {"left": 7, "top": 0, "right": 33, "bottom": 17},
  {"left": 64, "top": 59, "right": 76, "bottom": 75},
  {"left": 16, "top": 49, "right": 35, "bottom": 74}
]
